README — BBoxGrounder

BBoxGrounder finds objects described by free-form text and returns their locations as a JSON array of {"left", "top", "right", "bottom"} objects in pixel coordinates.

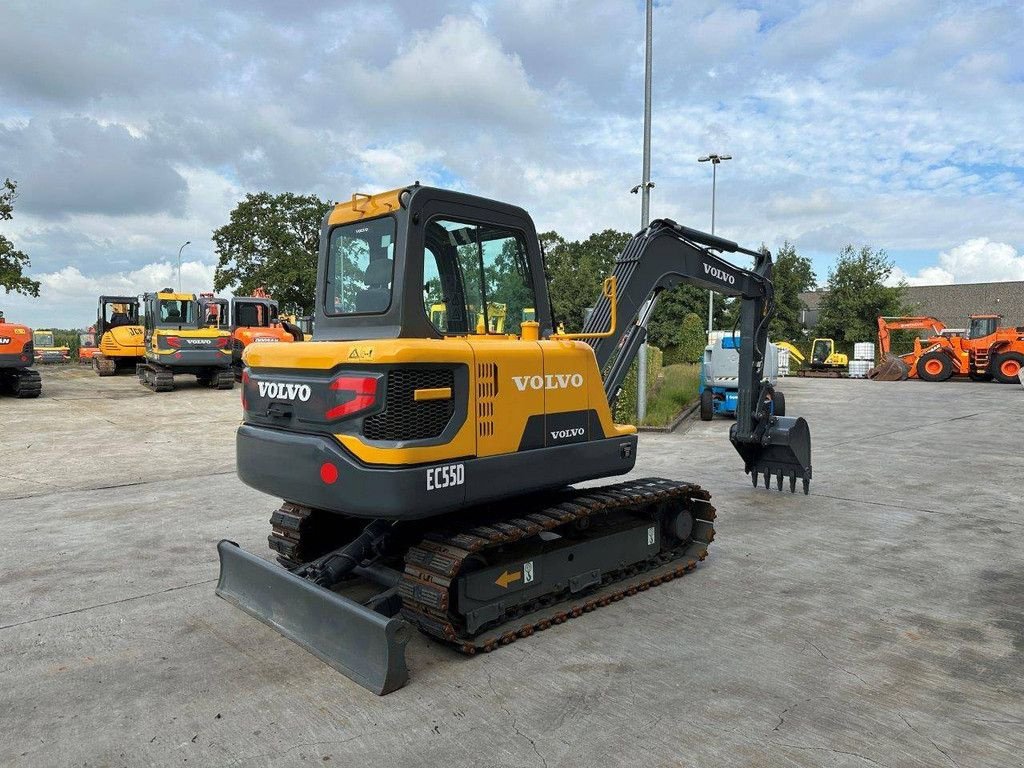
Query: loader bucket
[
  {"left": 868, "top": 354, "right": 909, "bottom": 381},
  {"left": 215, "top": 540, "right": 412, "bottom": 695},
  {"left": 730, "top": 415, "right": 813, "bottom": 494}
]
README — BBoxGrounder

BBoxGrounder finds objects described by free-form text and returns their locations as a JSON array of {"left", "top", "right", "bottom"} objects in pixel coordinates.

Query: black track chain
[
  {"left": 267, "top": 502, "right": 366, "bottom": 568},
  {"left": 215, "top": 368, "right": 235, "bottom": 389},
  {"left": 398, "top": 477, "right": 716, "bottom": 654},
  {"left": 94, "top": 355, "right": 117, "bottom": 376},
  {"left": 7, "top": 368, "right": 42, "bottom": 398}
]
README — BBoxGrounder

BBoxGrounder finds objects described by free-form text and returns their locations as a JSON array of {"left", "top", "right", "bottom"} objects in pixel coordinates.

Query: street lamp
[
  {"left": 177, "top": 241, "right": 191, "bottom": 292},
  {"left": 633, "top": 0, "right": 654, "bottom": 422},
  {"left": 698, "top": 154, "right": 731, "bottom": 334}
]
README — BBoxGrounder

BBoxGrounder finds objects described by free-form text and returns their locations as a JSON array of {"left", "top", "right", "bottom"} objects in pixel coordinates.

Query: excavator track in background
[
  {"left": 399, "top": 477, "right": 716, "bottom": 653},
  {"left": 93, "top": 355, "right": 118, "bottom": 376},
  {"left": 137, "top": 364, "right": 175, "bottom": 392},
  {"left": 199, "top": 368, "right": 234, "bottom": 391},
  {"left": 2, "top": 368, "right": 42, "bottom": 398}
]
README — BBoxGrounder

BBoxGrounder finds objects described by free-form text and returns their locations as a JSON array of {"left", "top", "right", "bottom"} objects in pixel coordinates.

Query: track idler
[{"left": 730, "top": 415, "right": 812, "bottom": 494}]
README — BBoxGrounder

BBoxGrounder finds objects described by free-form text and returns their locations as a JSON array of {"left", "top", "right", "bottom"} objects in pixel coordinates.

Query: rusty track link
[{"left": 399, "top": 477, "right": 716, "bottom": 654}]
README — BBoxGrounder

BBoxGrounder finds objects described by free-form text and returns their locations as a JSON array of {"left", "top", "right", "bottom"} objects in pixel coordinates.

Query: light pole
[
  {"left": 177, "top": 241, "right": 191, "bottom": 292},
  {"left": 698, "top": 154, "right": 731, "bottom": 335},
  {"left": 633, "top": 0, "right": 654, "bottom": 422}
]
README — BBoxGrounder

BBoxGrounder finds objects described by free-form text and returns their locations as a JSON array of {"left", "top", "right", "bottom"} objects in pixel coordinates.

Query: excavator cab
[
  {"left": 217, "top": 185, "right": 813, "bottom": 695},
  {"left": 811, "top": 338, "right": 833, "bottom": 365},
  {"left": 968, "top": 314, "right": 999, "bottom": 339}
]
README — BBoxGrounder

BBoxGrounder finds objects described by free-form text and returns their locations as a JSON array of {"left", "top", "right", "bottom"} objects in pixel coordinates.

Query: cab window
[
  {"left": 326, "top": 217, "right": 395, "bottom": 315},
  {"left": 422, "top": 218, "right": 536, "bottom": 336},
  {"left": 160, "top": 300, "right": 194, "bottom": 325}
]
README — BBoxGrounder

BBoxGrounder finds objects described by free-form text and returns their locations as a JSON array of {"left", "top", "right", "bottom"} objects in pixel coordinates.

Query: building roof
[{"left": 799, "top": 281, "right": 1024, "bottom": 328}]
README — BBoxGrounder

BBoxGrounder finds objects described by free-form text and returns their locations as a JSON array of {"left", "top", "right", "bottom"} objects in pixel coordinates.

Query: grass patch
[{"left": 640, "top": 363, "right": 701, "bottom": 427}]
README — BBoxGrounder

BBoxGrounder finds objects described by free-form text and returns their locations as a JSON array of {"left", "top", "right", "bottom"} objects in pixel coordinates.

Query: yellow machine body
[{"left": 244, "top": 336, "right": 634, "bottom": 468}]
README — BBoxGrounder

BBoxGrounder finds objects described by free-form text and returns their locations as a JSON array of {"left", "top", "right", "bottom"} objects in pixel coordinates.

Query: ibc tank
[
  {"left": 848, "top": 360, "right": 872, "bottom": 378},
  {"left": 853, "top": 342, "right": 875, "bottom": 361}
]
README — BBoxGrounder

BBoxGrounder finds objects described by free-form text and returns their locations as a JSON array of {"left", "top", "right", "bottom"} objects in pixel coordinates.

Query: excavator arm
[
  {"left": 583, "top": 219, "right": 812, "bottom": 493},
  {"left": 876, "top": 316, "right": 945, "bottom": 357}
]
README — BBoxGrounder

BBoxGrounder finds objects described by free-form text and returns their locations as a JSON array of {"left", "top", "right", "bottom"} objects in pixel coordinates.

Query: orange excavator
[
  {"left": 198, "top": 292, "right": 299, "bottom": 379},
  {"left": 0, "top": 311, "right": 42, "bottom": 397},
  {"left": 871, "top": 314, "right": 1024, "bottom": 383}
]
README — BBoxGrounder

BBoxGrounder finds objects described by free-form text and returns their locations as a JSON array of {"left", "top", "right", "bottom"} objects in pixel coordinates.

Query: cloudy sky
[{"left": 2, "top": 0, "right": 1023, "bottom": 328}]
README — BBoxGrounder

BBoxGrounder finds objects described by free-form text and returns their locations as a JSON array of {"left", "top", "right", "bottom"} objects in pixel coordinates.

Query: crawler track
[
  {"left": 1, "top": 368, "right": 42, "bottom": 398},
  {"left": 265, "top": 478, "right": 716, "bottom": 656},
  {"left": 399, "top": 477, "right": 715, "bottom": 653}
]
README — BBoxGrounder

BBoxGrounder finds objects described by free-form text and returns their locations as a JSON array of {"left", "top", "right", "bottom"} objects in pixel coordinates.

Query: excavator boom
[{"left": 584, "top": 219, "right": 812, "bottom": 491}]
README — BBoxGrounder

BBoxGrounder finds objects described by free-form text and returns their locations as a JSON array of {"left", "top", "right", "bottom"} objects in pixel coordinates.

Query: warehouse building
[{"left": 798, "top": 281, "right": 1024, "bottom": 330}]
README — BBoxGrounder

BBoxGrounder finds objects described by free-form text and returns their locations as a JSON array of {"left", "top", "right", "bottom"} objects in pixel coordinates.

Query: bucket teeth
[
  {"left": 789, "top": 473, "right": 797, "bottom": 493},
  {"left": 775, "top": 470, "right": 783, "bottom": 491},
  {"left": 762, "top": 470, "right": 770, "bottom": 488},
  {"left": 802, "top": 477, "right": 810, "bottom": 495},
  {"left": 751, "top": 471, "right": 758, "bottom": 487}
]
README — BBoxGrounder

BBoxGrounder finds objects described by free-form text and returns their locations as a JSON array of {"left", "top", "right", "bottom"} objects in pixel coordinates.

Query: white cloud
[
  {"left": 3, "top": 260, "right": 220, "bottom": 330},
  {"left": 888, "top": 239, "right": 1024, "bottom": 286}
]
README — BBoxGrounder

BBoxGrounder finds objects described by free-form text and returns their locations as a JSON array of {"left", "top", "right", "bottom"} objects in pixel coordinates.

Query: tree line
[
  {"left": 2, "top": 185, "right": 907, "bottom": 352},
  {"left": 208, "top": 191, "right": 907, "bottom": 359}
]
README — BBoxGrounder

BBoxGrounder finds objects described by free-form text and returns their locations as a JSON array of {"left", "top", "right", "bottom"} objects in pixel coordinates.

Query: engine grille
[{"left": 363, "top": 368, "right": 456, "bottom": 441}]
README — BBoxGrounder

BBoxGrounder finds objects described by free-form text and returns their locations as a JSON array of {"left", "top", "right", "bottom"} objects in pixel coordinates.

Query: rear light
[
  {"left": 325, "top": 375, "right": 378, "bottom": 421},
  {"left": 320, "top": 462, "right": 339, "bottom": 484},
  {"left": 213, "top": 337, "right": 229, "bottom": 348},
  {"left": 241, "top": 369, "right": 249, "bottom": 411},
  {"left": 166, "top": 336, "right": 181, "bottom": 348}
]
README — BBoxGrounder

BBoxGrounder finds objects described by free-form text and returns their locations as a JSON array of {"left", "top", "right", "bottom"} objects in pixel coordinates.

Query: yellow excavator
[
  {"left": 777, "top": 339, "right": 847, "bottom": 377},
  {"left": 92, "top": 296, "right": 146, "bottom": 376},
  {"left": 137, "top": 290, "right": 234, "bottom": 391},
  {"left": 217, "top": 185, "right": 813, "bottom": 694}
]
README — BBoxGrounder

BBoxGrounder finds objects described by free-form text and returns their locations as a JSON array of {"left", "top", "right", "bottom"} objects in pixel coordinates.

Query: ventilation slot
[{"left": 477, "top": 362, "right": 498, "bottom": 439}]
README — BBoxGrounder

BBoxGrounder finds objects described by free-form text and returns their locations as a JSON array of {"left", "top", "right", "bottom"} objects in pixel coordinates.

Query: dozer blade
[
  {"left": 215, "top": 540, "right": 411, "bottom": 695},
  {"left": 730, "top": 415, "right": 812, "bottom": 494},
  {"left": 868, "top": 354, "right": 909, "bottom": 381}
]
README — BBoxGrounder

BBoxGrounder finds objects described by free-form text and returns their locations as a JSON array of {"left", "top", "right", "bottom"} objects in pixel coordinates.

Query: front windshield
[
  {"left": 201, "top": 300, "right": 229, "bottom": 329},
  {"left": 326, "top": 217, "right": 396, "bottom": 315},
  {"left": 80, "top": 333, "right": 96, "bottom": 347},
  {"left": 235, "top": 300, "right": 270, "bottom": 328},
  {"left": 812, "top": 339, "right": 831, "bottom": 363},
  {"left": 159, "top": 299, "right": 196, "bottom": 326},
  {"left": 34, "top": 332, "right": 54, "bottom": 347}
]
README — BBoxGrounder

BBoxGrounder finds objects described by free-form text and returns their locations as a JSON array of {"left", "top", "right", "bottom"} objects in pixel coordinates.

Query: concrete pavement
[{"left": 1, "top": 367, "right": 1021, "bottom": 767}]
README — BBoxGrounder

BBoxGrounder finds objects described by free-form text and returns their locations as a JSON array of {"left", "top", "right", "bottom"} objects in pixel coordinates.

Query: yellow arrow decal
[{"left": 495, "top": 570, "right": 522, "bottom": 589}]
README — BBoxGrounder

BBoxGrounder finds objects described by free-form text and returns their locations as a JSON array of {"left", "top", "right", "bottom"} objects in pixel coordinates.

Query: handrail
[{"left": 552, "top": 276, "right": 617, "bottom": 340}]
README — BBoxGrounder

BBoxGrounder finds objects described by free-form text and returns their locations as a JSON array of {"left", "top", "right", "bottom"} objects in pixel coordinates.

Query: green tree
[
  {"left": 816, "top": 244, "right": 905, "bottom": 343},
  {"left": 676, "top": 312, "right": 707, "bottom": 363},
  {"left": 544, "top": 229, "right": 629, "bottom": 332},
  {"left": 212, "top": 192, "right": 332, "bottom": 313},
  {"left": 0, "top": 179, "right": 41, "bottom": 297},
  {"left": 647, "top": 284, "right": 718, "bottom": 350},
  {"left": 769, "top": 242, "right": 816, "bottom": 341}
]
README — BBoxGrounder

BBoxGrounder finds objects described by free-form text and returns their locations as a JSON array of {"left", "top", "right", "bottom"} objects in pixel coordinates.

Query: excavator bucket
[
  {"left": 868, "top": 354, "right": 909, "bottom": 381},
  {"left": 730, "top": 416, "right": 813, "bottom": 494},
  {"left": 215, "top": 540, "right": 412, "bottom": 695}
]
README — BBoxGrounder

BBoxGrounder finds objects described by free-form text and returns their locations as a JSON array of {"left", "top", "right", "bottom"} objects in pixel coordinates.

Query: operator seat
[{"left": 356, "top": 258, "right": 394, "bottom": 313}]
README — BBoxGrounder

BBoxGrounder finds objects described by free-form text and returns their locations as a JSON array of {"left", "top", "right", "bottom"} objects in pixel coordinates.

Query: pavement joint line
[
  {"left": 3, "top": 471, "right": 237, "bottom": 501},
  {"left": 0, "top": 578, "right": 218, "bottom": 632},
  {"left": 818, "top": 412, "right": 981, "bottom": 448},
  {"left": 806, "top": 490, "right": 1024, "bottom": 526}
]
